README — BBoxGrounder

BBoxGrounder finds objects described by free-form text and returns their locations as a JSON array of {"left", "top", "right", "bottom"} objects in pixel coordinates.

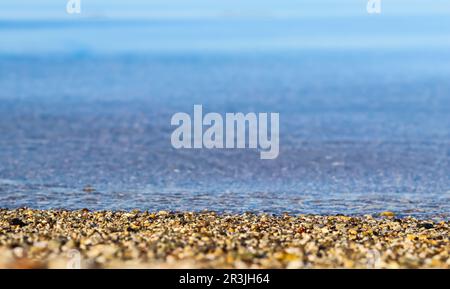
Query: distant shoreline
[{"left": 0, "top": 209, "right": 448, "bottom": 269}]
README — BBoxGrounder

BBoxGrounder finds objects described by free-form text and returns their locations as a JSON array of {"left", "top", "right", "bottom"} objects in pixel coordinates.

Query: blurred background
[
  {"left": 0, "top": 0, "right": 449, "bottom": 218},
  {"left": 2, "top": 0, "right": 450, "bottom": 53}
]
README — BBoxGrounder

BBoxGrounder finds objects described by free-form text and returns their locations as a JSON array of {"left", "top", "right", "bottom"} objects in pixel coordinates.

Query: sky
[
  {"left": 1, "top": 0, "right": 450, "bottom": 19},
  {"left": 0, "top": 0, "right": 450, "bottom": 54}
]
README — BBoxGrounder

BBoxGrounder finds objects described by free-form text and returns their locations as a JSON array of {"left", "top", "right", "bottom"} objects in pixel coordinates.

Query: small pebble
[
  {"left": 380, "top": 211, "right": 395, "bottom": 217},
  {"left": 0, "top": 209, "right": 448, "bottom": 269}
]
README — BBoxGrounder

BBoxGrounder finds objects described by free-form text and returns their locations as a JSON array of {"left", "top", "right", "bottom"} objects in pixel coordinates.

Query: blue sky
[
  {"left": 1, "top": 1, "right": 450, "bottom": 55},
  {"left": 1, "top": 0, "right": 450, "bottom": 19}
]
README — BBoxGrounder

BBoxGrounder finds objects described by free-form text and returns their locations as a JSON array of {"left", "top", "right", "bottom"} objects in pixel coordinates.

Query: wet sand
[{"left": 0, "top": 208, "right": 448, "bottom": 269}]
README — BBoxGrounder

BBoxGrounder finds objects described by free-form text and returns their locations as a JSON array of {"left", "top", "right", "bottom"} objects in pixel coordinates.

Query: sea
[{"left": 0, "top": 0, "right": 449, "bottom": 219}]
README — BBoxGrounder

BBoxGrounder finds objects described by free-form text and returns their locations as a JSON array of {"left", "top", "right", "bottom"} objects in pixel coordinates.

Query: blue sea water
[{"left": 0, "top": 1, "right": 449, "bottom": 218}]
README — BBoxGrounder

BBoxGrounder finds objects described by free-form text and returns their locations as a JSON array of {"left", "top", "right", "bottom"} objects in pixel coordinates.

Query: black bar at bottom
[{"left": 0, "top": 268, "right": 445, "bottom": 288}]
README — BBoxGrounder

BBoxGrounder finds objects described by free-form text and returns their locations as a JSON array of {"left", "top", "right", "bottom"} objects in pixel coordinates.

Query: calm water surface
[{"left": 1, "top": 2, "right": 450, "bottom": 218}]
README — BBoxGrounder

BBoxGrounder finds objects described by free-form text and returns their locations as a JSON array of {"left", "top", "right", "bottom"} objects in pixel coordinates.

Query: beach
[
  {"left": 0, "top": 208, "right": 448, "bottom": 269},
  {"left": 1, "top": 1, "right": 450, "bottom": 275}
]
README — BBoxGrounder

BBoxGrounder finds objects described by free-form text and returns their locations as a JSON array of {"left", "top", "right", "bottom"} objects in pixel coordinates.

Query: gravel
[{"left": 0, "top": 208, "right": 448, "bottom": 268}]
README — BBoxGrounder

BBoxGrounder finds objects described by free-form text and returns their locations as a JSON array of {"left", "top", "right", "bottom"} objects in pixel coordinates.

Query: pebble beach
[{"left": 0, "top": 208, "right": 448, "bottom": 269}]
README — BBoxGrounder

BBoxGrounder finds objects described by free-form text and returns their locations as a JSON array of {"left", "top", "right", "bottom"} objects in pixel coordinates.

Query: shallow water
[
  {"left": 0, "top": 52, "right": 449, "bottom": 219},
  {"left": 1, "top": 2, "right": 450, "bottom": 218}
]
